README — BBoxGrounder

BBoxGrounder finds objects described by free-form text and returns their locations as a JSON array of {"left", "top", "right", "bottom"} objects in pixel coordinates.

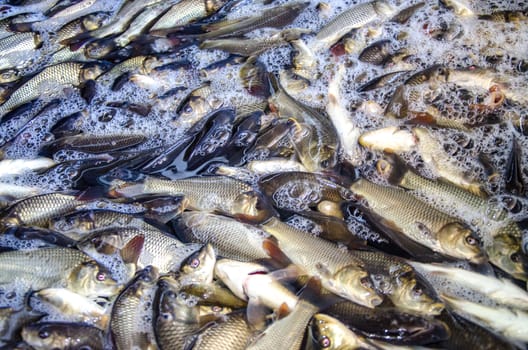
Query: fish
[
  {"left": 390, "top": 2, "right": 425, "bottom": 24},
  {"left": 439, "top": 0, "right": 474, "bottom": 17},
  {"left": 268, "top": 73, "right": 339, "bottom": 171},
  {"left": 357, "top": 70, "right": 408, "bottom": 92},
  {"left": 197, "top": 2, "right": 310, "bottom": 40},
  {"left": 0, "top": 157, "right": 56, "bottom": 178},
  {"left": 213, "top": 259, "right": 298, "bottom": 326},
  {"left": 327, "top": 64, "right": 361, "bottom": 165},
  {"left": 150, "top": 0, "right": 227, "bottom": 32},
  {"left": 378, "top": 154, "right": 528, "bottom": 281},
  {"left": 310, "top": 313, "right": 437, "bottom": 350},
  {"left": 385, "top": 65, "right": 449, "bottom": 118},
  {"left": 40, "top": 133, "right": 146, "bottom": 155},
  {"left": 110, "top": 266, "right": 159, "bottom": 350},
  {"left": 262, "top": 217, "right": 383, "bottom": 307},
  {"left": 349, "top": 178, "right": 486, "bottom": 263},
  {"left": 85, "top": 0, "right": 181, "bottom": 58},
  {"left": 1, "top": 192, "right": 86, "bottom": 227},
  {"left": 0, "top": 32, "right": 42, "bottom": 72},
  {"left": 109, "top": 175, "right": 274, "bottom": 223},
  {"left": 441, "top": 294, "right": 528, "bottom": 342},
  {"left": 0, "top": 248, "right": 119, "bottom": 297},
  {"left": 31, "top": 288, "right": 110, "bottom": 328},
  {"left": 0, "top": 0, "right": 60, "bottom": 21},
  {"left": 352, "top": 250, "right": 444, "bottom": 315},
  {"left": 21, "top": 322, "right": 105, "bottom": 350},
  {"left": 412, "top": 127, "right": 484, "bottom": 196},
  {"left": 63, "top": 0, "right": 161, "bottom": 46},
  {"left": 200, "top": 28, "right": 309, "bottom": 57},
  {"left": 0, "top": 62, "right": 108, "bottom": 120},
  {"left": 312, "top": 0, "right": 396, "bottom": 51},
  {"left": 324, "top": 301, "right": 449, "bottom": 345},
  {"left": 478, "top": 10, "right": 528, "bottom": 22},
  {"left": 409, "top": 261, "right": 528, "bottom": 310},
  {"left": 246, "top": 159, "right": 307, "bottom": 175}
]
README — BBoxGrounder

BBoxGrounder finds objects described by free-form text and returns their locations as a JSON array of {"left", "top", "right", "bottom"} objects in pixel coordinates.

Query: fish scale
[
  {"left": 313, "top": 0, "right": 393, "bottom": 50},
  {"left": 150, "top": 0, "right": 226, "bottom": 31},
  {"left": 0, "top": 32, "right": 41, "bottom": 71},
  {"left": 3, "top": 193, "right": 85, "bottom": 227},
  {"left": 192, "top": 313, "right": 252, "bottom": 350},
  {"left": 111, "top": 267, "right": 159, "bottom": 350},
  {"left": 144, "top": 176, "right": 252, "bottom": 212},
  {"left": 178, "top": 211, "right": 270, "bottom": 261},
  {"left": 154, "top": 276, "right": 201, "bottom": 350},
  {"left": 350, "top": 178, "right": 475, "bottom": 256},
  {"left": 0, "top": 62, "right": 84, "bottom": 117},
  {"left": 0, "top": 247, "right": 90, "bottom": 288}
]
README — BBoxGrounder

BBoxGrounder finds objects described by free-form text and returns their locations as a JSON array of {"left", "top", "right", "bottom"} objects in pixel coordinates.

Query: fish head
[
  {"left": 82, "top": 12, "right": 108, "bottom": 31},
  {"left": 206, "top": 0, "right": 229, "bottom": 12},
  {"left": 437, "top": 222, "right": 486, "bottom": 263},
  {"left": 327, "top": 264, "right": 383, "bottom": 308},
  {"left": 311, "top": 313, "right": 364, "bottom": 349},
  {"left": 488, "top": 233, "right": 528, "bottom": 281},
  {"left": 180, "top": 243, "right": 216, "bottom": 285},
  {"left": 374, "top": 0, "right": 397, "bottom": 18},
  {"left": 157, "top": 275, "right": 199, "bottom": 324},
  {"left": 84, "top": 38, "right": 115, "bottom": 59},
  {"left": 392, "top": 276, "right": 444, "bottom": 315},
  {"left": 428, "top": 65, "right": 450, "bottom": 84},
  {"left": 232, "top": 191, "right": 275, "bottom": 223},
  {"left": 80, "top": 62, "right": 111, "bottom": 83},
  {"left": 0, "top": 68, "right": 21, "bottom": 84},
  {"left": 67, "top": 260, "right": 121, "bottom": 297},
  {"left": 22, "top": 323, "right": 68, "bottom": 350}
]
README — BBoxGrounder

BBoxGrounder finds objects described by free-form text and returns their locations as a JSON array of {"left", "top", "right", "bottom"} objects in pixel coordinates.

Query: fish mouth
[{"left": 469, "top": 252, "right": 488, "bottom": 265}]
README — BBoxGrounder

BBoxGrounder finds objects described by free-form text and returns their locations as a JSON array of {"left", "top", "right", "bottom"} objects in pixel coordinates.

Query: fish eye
[
  {"left": 38, "top": 330, "right": 50, "bottom": 339},
  {"left": 511, "top": 253, "right": 521, "bottom": 263},
  {"left": 184, "top": 105, "right": 193, "bottom": 113},
  {"left": 96, "top": 271, "right": 106, "bottom": 281},
  {"left": 465, "top": 236, "right": 478, "bottom": 246},
  {"left": 319, "top": 335, "right": 331, "bottom": 348},
  {"left": 412, "top": 287, "right": 423, "bottom": 297},
  {"left": 320, "top": 159, "right": 330, "bottom": 168},
  {"left": 212, "top": 305, "right": 222, "bottom": 312},
  {"left": 190, "top": 258, "right": 200, "bottom": 269}
]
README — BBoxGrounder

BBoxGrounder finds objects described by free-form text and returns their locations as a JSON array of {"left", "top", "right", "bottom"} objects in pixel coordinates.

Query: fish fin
[
  {"left": 262, "top": 238, "right": 292, "bottom": 266},
  {"left": 379, "top": 153, "right": 412, "bottom": 189},
  {"left": 111, "top": 72, "right": 131, "bottom": 91},
  {"left": 202, "top": 17, "right": 248, "bottom": 32},
  {"left": 8, "top": 21, "right": 34, "bottom": 32},
  {"left": 247, "top": 296, "right": 269, "bottom": 330},
  {"left": 121, "top": 235, "right": 144, "bottom": 265},
  {"left": 269, "top": 264, "right": 302, "bottom": 282},
  {"left": 75, "top": 186, "right": 108, "bottom": 201},
  {"left": 276, "top": 302, "right": 291, "bottom": 319},
  {"left": 80, "top": 79, "right": 97, "bottom": 104},
  {"left": 368, "top": 213, "right": 445, "bottom": 261}
]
